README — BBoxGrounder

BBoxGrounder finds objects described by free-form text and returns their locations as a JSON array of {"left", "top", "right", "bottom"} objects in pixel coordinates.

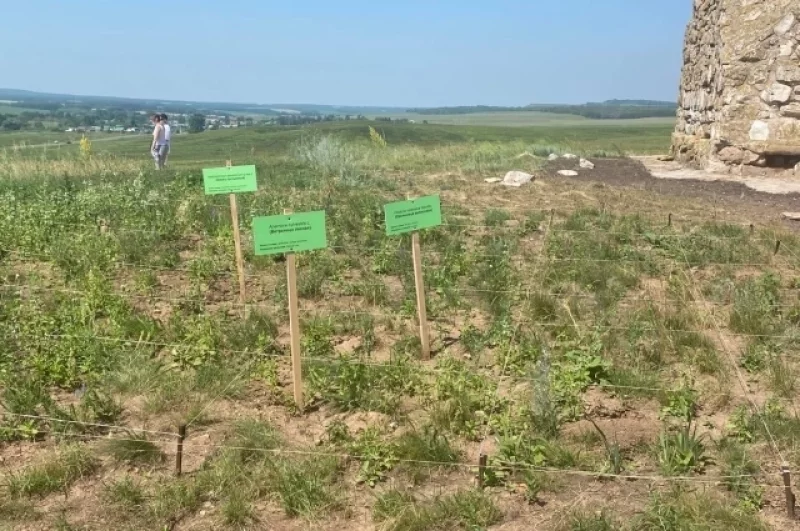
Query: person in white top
[
  {"left": 159, "top": 114, "right": 171, "bottom": 168},
  {"left": 150, "top": 114, "right": 167, "bottom": 170}
]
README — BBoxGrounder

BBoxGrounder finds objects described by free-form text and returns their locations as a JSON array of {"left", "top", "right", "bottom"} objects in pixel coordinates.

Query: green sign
[
  {"left": 202, "top": 165, "right": 258, "bottom": 195},
  {"left": 252, "top": 211, "right": 327, "bottom": 255},
  {"left": 384, "top": 195, "right": 442, "bottom": 236}
]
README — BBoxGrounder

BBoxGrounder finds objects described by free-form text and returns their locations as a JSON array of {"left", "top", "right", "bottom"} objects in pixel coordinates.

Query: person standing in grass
[
  {"left": 150, "top": 113, "right": 167, "bottom": 170},
  {"left": 159, "top": 114, "right": 172, "bottom": 168}
]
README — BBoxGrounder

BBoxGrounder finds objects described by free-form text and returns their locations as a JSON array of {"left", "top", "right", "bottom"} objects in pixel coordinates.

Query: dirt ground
[{"left": 544, "top": 157, "right": 800, "bottom": 229}]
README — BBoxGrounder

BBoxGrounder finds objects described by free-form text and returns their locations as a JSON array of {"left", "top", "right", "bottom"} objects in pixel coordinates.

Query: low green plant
[
  {"left": 395, "top": 426, "right": 460, "bottom": 483},
  {"left": 102, "top": 476, "right": 146, "bottom": 511},
  {"left": 307, "top": 354, "right": 418, "bottom": 413},
  {"left": 561, "top": 511, "right": 619, "bottom": 531},
  {"left": 269, "top": 456, "right": 343, "bottom": 518},
  {"left": 729, "top": 273, "right": 781, "bottom": 336},
  {"left": 8, "top": 446, "right": 99, "bottom": 498},
  {"left": 384, "top": 490, "right": 502, "bottom": 531},
  {"left": 635, "top": 488, "right": 768, "bottom": 531},
  {"left": 104, "top": 433, "right": 165, "bottom": 465},
  {"left": 484, "top": 208, "right": 511, "bottom": 227},
  {"left": 656, "top": 424, "right": 707, "bottom": 475},
  {"left": 222, "top": 493, "right": 256, "bottom": 528},
  {"left": 659, "top": 382, "right": 698, "bottom": 424},
  {"left": 718, "top": 440, "right": 763, "bottom": 512},
  {"left": 428, "top": 357, "right": 507, "bottom": 440},
  {"left": 768, "top": 357, "right": 796, "bottom": 398},
  {"left": 348, "top": 427, "right": 398, "bottom": 486},
  {"left": 373, "top": 489, "right": 415, "bottom": 522}
]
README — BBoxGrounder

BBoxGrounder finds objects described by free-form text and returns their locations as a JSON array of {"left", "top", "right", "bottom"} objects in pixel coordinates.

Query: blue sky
[{"left": 0, "top": 0, "right": 691, "bottom": 107}]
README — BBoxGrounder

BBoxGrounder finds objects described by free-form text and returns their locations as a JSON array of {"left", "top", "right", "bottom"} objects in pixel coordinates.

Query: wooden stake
[
  {"left": 775, "top": 240, "right": 782, "bottom": 255},
  {"left": 175, "top": 424, "right": 186, "bottom": 477},
  {"left": 783, "top": 465, "right": 796, "bottom": 519},
  {"left": 229, "top": 193, "right": 246, "bottom": 308},
  {"left": 411, "top": 231, "right": 431, "bottom": 360},
  {"left": 478, "top": 453, "right": 487, "bottom": 490},
  {"left": 225, "top": 160, "right": 247, "bottom": 310},
  {"left": 668, "top": 213, "right": 672, "bottom": 227},
  {"left": 285, "top": 209, "right": 304, "bottom": 411}
]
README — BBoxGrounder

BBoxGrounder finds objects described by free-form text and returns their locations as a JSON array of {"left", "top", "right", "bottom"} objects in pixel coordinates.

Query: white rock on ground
[
  {"left": 501, "top": 171, "right": 533, "bottom": 187},
  {"left": 782, "top": 212, "right": 800, "bottom": 221},
  {"left": 547, "top": 153, "right": 559, "bottom": 161},
  {"left": 557, "top": 170, "right": 579, "bottom": 177},
  {"left": 484, "top": 178, "right": 502, "bottom": 183},
  {"left": 562, "top": 153, "right": 578, "bottom": 160},
  {"left": 579, "top": 158, "right": 595, "bottom": 169}
]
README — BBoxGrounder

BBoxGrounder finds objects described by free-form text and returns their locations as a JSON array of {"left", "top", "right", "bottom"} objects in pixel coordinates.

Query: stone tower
[{"left": 671, "top": 0, "right": 800, "bottom": 171}]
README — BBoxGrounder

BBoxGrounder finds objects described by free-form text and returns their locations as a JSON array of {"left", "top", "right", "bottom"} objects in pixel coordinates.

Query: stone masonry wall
[{"left": 672, "top": 0, "right": 800, "bottom": 170}]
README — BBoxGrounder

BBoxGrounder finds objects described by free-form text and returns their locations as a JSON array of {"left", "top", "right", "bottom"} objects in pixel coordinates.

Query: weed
[
  {"left": 729, "top": 273, "right": 781, "bottom": 336},
  {"left": 373, "top": 489, "right": 415, "bottom": 522},
  {"left": 768, "top": 357, "right": 796, "bottom": 398},
  {"left": 717, "top": 440, "right": 763, "bottom": 511},
  {"left": 484, "top": 208, "right": 511, "bottom": 227},
  {"left": 395, "top": 426, "right": 460, "bottom": 483},
  {"left": 428, "top": 357, "right": 506, "bottom": 440},
  {"left": 308, "top": 354, "right": 418, "bottom": 413},
  {"left": 385, "top": 490, "right": 502, "bottom": 531},
  {"left": 8, "top": 446, "right": 99, "bottom": 498},
  {"left": 348, "top": 427, "right": 398, "bottom": 486},
  {"left": 102, "top": 476, "right": 146, "bottom": 510},
  {"left": 656, "top": 424, "right": 707, "bottom": 475},
  {"left": 635, "top": 488, "right": 768, "bottom": 531},
  {"left": 104, "top": 433, "right": 165, "bottom": 466},
  {"left": 560, "top": 511, "right": 618, "bottom": 531},
  {"left": 222, "top": 493, "right": 256, "bottom": 528},
  {"left": 269, "top": 456, "right": 343, "bottom": 518},
  {"left": 659, "top": 382, "right": 698, "bottom": 424}
]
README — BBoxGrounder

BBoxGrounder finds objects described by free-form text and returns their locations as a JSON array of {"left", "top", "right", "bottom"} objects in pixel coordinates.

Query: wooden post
[
  {"left": 227, "top": 160, "right": 247, "bottom": 310},
  {"left": 229, "top": 194, "right": 246, "bottom": 307},
  {"left": 285, "top": 209, "right": 304, "bottom": 411},
  {"left": 783, "top": 465, "right": 796, "bottom": 519},
  {"left": 668, "top": 213, "right": 672, "bottom": 227},
  {"left": 478, "top": 453, "right": 487, "bottom": 490},
  {"left": 775, "top": 240, "right": 782, "bottom": 255},
  {"left": 175, "top": 424, "right": 186, "bottom": 477},
  {"left": 411, "top": 231, "right": 431, "bottom": 360}
]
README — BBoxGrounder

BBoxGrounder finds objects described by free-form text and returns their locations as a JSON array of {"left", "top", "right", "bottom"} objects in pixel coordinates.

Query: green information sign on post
[
  {"left": 202, "top": 165, "right": 258, "bottom": 195},
  {"left": 252, "top": 211, "right": 327, "bottom": 256},
  {"left": 384, "top": 195, "right": 442, "bottom": 236}
]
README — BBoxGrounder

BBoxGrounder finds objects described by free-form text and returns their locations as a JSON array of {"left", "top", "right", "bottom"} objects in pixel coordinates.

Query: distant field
[
  {"left": 101, "top": 121, "right": 673, "bottom": 163},
  {"left": 0, "top": 120, "right": 673, "bottom": 169},
  {"left": 384, "top": 111, "right": 675, "bottom": 128}
]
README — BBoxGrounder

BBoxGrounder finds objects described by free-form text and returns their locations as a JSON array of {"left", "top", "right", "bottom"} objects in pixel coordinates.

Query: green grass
[
  {"left": 381, "top": 490, "right": 502, "bottom": 531},
  {"left": 7, "top": 446, "right": 99, "bottom": 498},
  {"left": 104, "top": 434, "right": 165, "bottom": 466}
]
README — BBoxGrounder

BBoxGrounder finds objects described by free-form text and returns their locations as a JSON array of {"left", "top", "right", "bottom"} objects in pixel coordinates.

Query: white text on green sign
[
  {"left": 252, "top": 211, "right": 327, "bottom": 255},
  {"left": 202, "top": 165, "right": 258, "bottom": 195},
  {"left": 384, "top": 195, "right": 442, "bottom": 236}
]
